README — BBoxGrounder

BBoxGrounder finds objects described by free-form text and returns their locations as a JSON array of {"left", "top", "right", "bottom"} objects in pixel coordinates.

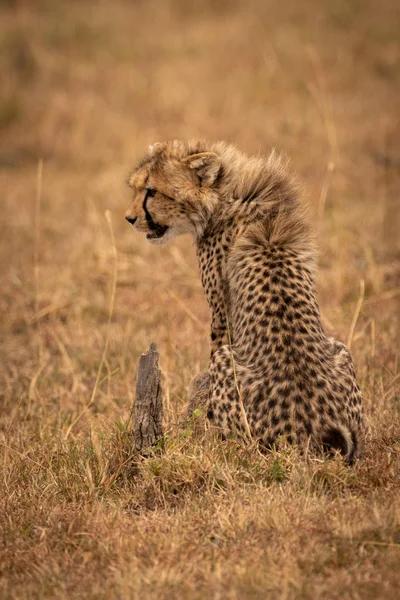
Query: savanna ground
[{"left": 1, "top": 0, "right": 400, "bottom": 598}]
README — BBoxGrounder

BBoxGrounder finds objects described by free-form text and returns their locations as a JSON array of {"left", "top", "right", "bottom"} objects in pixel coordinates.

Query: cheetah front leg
[
  {"left": 182, "top": 309, "right": 229, "bottom": 424},
  {"left": 199, "top": 250, "right": 230, "bottom": 358},
  {"left": 184, "top": 348, "right": 252, "bottom": 440},
  {"left": 207, "top": 345, "right": 251, "bottom": 438},
  {"left": 210, "top": 311, "right": 230, "bottom": 357}
]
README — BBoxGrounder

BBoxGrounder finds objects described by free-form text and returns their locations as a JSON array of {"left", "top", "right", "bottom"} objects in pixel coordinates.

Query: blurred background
[{"left": 1, "top": 0, "right": 399, "bottom": 421}]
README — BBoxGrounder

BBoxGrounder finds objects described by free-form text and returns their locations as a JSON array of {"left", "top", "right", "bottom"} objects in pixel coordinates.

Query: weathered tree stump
[{"left": 134, "top": 343, "right": 164, "bottom": 452}]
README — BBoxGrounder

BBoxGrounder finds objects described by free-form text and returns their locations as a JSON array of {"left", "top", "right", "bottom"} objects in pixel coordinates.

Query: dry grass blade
[
  {"left": 65, "top": 210, "right": 118, "bottom": 438},
  {"left": 318, "top": 160, "right": 335, "bottom": 220},
  {"left": 34, "top": 158, "right": 44, "bottom": 362},
  {"left": 347, "top": 279, "right": 365, "bottom": 350},
  {"left": 225, "top": 307, "right": 253, "bottom": 440}
]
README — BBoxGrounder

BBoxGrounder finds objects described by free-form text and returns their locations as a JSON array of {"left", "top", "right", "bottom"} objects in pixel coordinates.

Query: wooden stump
[{"left": 134, "top": 343, "right": 163, "bottom": 452}]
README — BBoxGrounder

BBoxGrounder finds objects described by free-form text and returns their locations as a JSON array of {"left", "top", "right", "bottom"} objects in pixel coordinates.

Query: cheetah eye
[{"left": 146, "top": 188, "right": 157, "bottom": 198}]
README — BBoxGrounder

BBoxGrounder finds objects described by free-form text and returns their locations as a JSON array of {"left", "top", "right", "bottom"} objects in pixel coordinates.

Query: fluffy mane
[{"left": 210, "top": 141, "right": 316, "bottom": 263}]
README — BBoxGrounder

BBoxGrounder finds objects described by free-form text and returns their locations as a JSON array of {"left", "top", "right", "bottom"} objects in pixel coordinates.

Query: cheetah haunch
[{"left": 126, "top": 140, "right": 364, "bottom": 462}]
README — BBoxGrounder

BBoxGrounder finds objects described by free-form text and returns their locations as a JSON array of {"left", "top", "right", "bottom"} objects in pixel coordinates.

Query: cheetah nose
[{"left": 125, "top": 216, "right": 137, "bottom": 225}]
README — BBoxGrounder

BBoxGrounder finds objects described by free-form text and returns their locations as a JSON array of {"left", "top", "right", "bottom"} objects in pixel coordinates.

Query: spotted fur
[{"left": 126, "top": 140, "right": 364, "bottom": 462}]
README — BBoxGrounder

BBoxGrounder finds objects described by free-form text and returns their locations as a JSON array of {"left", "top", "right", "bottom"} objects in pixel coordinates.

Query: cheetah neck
[{"left": 196, "top": 151, "right": 321, "bottom": 360}]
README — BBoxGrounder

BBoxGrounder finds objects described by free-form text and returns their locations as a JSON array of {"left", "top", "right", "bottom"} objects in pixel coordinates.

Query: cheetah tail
[{"left": 322, "top": 424, "right": 358, "bottom": 465}]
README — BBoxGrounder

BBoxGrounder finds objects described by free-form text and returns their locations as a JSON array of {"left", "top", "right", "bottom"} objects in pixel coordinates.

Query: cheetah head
[{"left": 125, "top": 140, "right": 221, "bottom": 245}]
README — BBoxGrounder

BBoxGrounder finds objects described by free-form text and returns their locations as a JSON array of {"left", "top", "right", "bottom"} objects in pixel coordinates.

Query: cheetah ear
[
  {"left": 148, "top": 142, "right": 165, "bottom": 156},
  {"left": 182, "top": 152, "right": 221, "bottom": 186}
]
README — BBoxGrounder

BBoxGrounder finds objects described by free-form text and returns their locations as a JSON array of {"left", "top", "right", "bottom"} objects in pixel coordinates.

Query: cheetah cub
[{"left": 126, "top": 140, "right": 364, "bottom": 462}]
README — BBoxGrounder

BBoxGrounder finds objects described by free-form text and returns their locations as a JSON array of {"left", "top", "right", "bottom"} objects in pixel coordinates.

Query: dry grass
[{"left": 1, "top": 0, "right": 400, "bottom": 598}]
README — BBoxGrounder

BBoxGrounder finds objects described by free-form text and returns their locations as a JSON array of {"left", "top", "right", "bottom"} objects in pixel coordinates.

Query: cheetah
[{"left": 125, "top": 140, "right": 364, "bottom": 462}]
